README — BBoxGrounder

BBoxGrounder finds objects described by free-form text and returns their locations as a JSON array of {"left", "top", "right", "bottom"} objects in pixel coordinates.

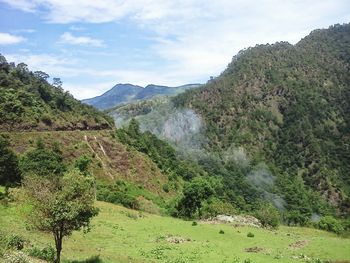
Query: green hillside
[
  {"left": 171, "top": 24, "right": 350, "bottom": 213},
  {"left": 1, "top": 130, "right": 180, "bottom": 210},
  {"left": 104, "top": 24, "right": 350, "bottom": 223},
  {"left": 1, "top": 199, "right": 350, "bottom": 263},
  {"left": 0, "top": 55, "right": 114, "bottom": 131},
  {"left": 1, "top": 23, "right": 350, "bottom": 263}
]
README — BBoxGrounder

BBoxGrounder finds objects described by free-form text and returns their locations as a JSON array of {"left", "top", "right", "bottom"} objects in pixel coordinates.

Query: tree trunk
[{"left": 54, "top": 232, "right": 62, "bottom": 263}]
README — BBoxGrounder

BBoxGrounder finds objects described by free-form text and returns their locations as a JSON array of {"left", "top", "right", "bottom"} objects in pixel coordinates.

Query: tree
[
  {"left": 24, "top": 169, "right": 98, "bottom": 263},
  {"left": 317, "top": 216, "right": 344, "bottom": 234},
  {"left": 128, "top": 118, "right": 141, "bottom": 138},
  {"left": 34, "top": 71, "right": 50, "bottom": 81},
  {"left": 52, "top": 78, "right": 62, "bottom": 89},
  {"left": 20, "top": 139, "right": 66, "bottom": 177},
  {"left": 177, "top": 177, "right": 214, "bottom": 218},
  {"left": 16, "top": 62, "right": 28, "bottom": 72},
  {"left": 255, "top": 203, "right": 280, "bottom": 228},
  {"left": 74, "top": 154, "right": 92, "bottom": 174},
  {"left": 0, "top": 135, "right": 21, "bottom": 187}
]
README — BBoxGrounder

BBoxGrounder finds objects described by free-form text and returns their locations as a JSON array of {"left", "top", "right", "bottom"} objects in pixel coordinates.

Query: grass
[
  {"left": 1, "top": 130, "right": 174, "bottom": 199},
  {"left": 1, "top": 201, "right": 350, "bottom": 263}
]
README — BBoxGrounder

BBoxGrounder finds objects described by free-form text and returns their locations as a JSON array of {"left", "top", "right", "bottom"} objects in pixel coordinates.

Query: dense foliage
[
  {"left": 172, "top": 24, "right": 350, "bottom": 221},
  {"left": 317, "top": 216, "right": 344, "bottom": 234},
  {"left": 0, "top": 135, "right": 21, "bottom": 186},
  {"left": 0, "top": 54, "right": 114, "bottom": 131},
  {"left": 20, "top": 139, "right": 66, "bottom": 177},
  {"left": 176, "top": 177, "right": 215, "bottom": 218},
  {"left": 116, "top": 119, "right": 206, "bottom": 182}
]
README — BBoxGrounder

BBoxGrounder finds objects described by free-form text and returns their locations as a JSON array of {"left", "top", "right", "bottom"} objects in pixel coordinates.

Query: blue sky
[{"left": 0, "top": 0, "right": 349, "bottom": 99}]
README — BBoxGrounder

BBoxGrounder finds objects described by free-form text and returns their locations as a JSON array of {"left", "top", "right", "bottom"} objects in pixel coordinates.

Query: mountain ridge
[
  {"left": 105, "top": 23, "right": 350, "bottom": 220},
  {"left": 0, "top": 55, "right": 114, "bottom": 131},
  {"left": 82, "top": 83, "right": 201, "bottom": 110}
]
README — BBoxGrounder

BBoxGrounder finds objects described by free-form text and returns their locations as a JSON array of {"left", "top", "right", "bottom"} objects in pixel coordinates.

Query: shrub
[
  {"left": 247, "top": 232, "right": 254, "bottom": 238},
  {"left": 96, "top": 183, "right": 139, "bottom": 210},
  {"left": 136, "top": 196, "right": 159, "bottom": 214},
  {"left": 317, "top": 216, "right": 344, "bottom": 234},
  {"left": 283, "top": 210, "right": 310, "bottom": 226},
  {"left": 192, "top": 221, "right": 198, "bottom": 226},
  {"left": 255, "top": 203, "right": 280, "bottom": 228},
  {"left": 41, "top": 114, "right": 52, "bottom": 126},
  {"left": 125, "top": 211, "right": 139, "bottom": 220},
  {"left": 6, "top": 234, "right": 25, "bottom": 250},
  {"left": 219, "top": 230, "right": 225, "bottom": 234},
  {"left": 162, "top": 184, "right": 169, "bottom": 193},
  {"left": 27, "top": 245, "right": 55, "bottom": 262},
  {"left": 341, "top": 218, "right": 350, "bottom": 231},
  {"left": 201, "top": 198, "right": 237, "bottom": 219}
]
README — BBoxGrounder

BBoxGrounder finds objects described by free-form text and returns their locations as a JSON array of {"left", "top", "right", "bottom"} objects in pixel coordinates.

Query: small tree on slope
[{"left": 24, "top": 169, "right": 98, "bottom": 263}]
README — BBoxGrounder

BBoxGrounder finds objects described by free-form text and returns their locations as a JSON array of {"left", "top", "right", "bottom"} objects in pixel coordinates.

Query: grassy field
[{"left": 1, "top": 199, "right": 350, "bottom": 263}]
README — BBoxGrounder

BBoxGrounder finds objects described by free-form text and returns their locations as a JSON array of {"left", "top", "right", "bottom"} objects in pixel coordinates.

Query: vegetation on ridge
[
  {"left": 170, "top": 23, "right": 350, "bottom": 219},
  {"left": 0, "top": 54, "right": 114, "bottom": 131}
]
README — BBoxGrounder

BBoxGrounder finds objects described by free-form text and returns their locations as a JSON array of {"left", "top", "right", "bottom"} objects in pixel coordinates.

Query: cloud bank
[{"left": 2, "top": 0, "right": 349, "bottom": 99}]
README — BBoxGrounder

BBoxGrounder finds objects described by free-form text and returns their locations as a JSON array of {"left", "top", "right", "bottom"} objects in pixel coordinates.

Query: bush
[
  {"left": 96, "top": 183, "right": 139, "bottom": 210},
  {"left": 192, "top": 221, "right": 198, "bottom": 226},
  {"left": 283, "top": 210, "right": 310, "bottom": 226},
  {"left": 255, "top": 203, "right": 280, "bottom": 228},
  {"left": 41, "top": 114, "right": 52, "bottom": 125},
  {"left": 341, "top": 218, "right": 350, "bottom": 231},
  {"left": 317, "top": 216, "right": 344, "bottom": 234},
  {"left": 201, "top": 198, "right": 237, "bottom": 219},
  {"left": 136, "top": 196, "right": 160, "bottom": 214},
  {"left": 27, "top": 245, "right": 55, "bottom": 262},
  {"left": 6, "top": 234, "right": 25, "bottom": 250},
  {"left": 162, "top": 184, "right": 169, "bottom": 193},
  {"left": 219, "top": 230, "right": 225, "bottom": 234},
  {"left": 247, "top": 232, "right": 254, "bottom": 238}
]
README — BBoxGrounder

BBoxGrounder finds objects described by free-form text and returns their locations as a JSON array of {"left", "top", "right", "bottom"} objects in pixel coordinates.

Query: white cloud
[
  {"left": 69, "top": 25, "right": 85, "bottom": 31},
  {"left": 2, "top": 0, "right": 349, "bottom": 97},
  {"left": 59, "top": 32, "right": 104, "bottom": 47},
  {"left": 0, "top": 32, "right": 26, "bottom": 45},
  {"left": 5, "top": 0, "right": 346, "bottom": 77},
  {"left": 4, "top": 53, "right": 79, "bottom": 78},
  {"left": 14, "top": 29, "right": 36, "bottom": 33},
  {"left": 64, "top": 81, "right": 116, "bottom": 99},
  {"left": 1, "top": 0, "right": 37, "bottom": 12}
]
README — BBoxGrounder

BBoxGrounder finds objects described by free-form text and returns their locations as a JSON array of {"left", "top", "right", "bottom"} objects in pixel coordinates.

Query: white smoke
[{"left": 247, "top": 163, "right": 286, "bottom": 210}]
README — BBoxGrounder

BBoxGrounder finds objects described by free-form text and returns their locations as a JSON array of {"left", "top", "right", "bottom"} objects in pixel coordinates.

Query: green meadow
[{"left": 1, "top": 200, "right": 349, "bottom": 263}]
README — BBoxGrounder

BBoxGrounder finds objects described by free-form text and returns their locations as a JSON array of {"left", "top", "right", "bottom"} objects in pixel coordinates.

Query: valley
[{"left": 1, "top": 23, "right": 350, "bottom": 263}]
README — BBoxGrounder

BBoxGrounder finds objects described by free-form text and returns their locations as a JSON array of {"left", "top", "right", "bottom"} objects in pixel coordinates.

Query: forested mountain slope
[
  {"left": 172, "top": 23, "right": 350, "bottom": 212},
  {"left": 0, "top": 55, "right": 114, "bottom": 131}
]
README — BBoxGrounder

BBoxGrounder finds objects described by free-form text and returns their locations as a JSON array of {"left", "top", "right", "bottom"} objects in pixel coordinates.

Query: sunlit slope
[
  {"left": 1, "top": 201, "right": 349, "bottom": 263},
  {"left": 2, "top": 130, "right": 172, "bottom": 198}
]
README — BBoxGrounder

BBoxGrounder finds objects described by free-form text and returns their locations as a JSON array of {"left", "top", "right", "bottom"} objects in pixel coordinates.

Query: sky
[{"left": 0, "top": 0, "right": 349, "bottom": 99}]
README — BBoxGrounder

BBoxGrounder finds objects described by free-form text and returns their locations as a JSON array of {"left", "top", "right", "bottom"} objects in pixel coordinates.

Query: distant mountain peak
[{"left": 82, "top": 83, "right": 201, "bottom": 110}]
